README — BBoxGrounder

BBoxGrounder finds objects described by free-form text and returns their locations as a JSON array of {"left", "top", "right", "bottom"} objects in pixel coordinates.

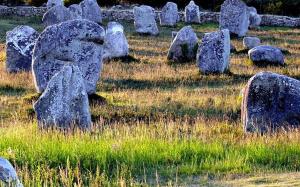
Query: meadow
[{"left": 0, "top": 16, "right": 300, "bottom": 186}]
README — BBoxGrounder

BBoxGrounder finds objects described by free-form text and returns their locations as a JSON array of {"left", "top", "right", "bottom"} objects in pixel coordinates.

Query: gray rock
[
  {"left": 46, "top": 0, "right": 63, "bottom": 9},
  {"left": 34, "top": 64, "right": 92, "bottom": 130},
  {"left": 159, "top": 2, "right": 179, "bottom": 27},
  {"left": 248, "top": 7, "right": 261, "bottom": 28},
  {"left": 80, "top": 0, "right": 102, "bottom": 24},
  {"left": 243, "top": 36, "right": 261, "bottom": 49},
  {"left": 103, "top": 22, "right": 129, "bottom": 60},
  {"left": 0, "top": 158, "right": 23, "bottom": 187},
  {"left": 69, "top": 4, "right": 82, "bottom": 19},
  {"left": 197, "top": 29, "right": 230, "bottom": 74},
  {"left": 167, "top": 26, "right": 198, "bottom": 62},
  {"left": 220, "top": 0, "right": 250, "bottom": 37},
  {"left": 242, "top": 72, "right": 300, "bottom": 133},
  {"left": 42, "top": 5, "right": 72, "bottom": 27},
  {"left": 133, "top": 5, "right": 159, "bottom": 35},
  {"left": 248, "top": 45, "right": 284, "bottom": 66},
  {"left": 32, "top": 19, "right": 105, "bottom": 94},
  {"left": 5, "top": 26, "right": 39, "bottom": 73},
  {"left": 184, "top": 1, "right": 200, "bottom": 23}
]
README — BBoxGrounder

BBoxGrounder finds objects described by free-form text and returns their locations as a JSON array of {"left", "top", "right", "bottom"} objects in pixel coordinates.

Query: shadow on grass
[{"left": 0, "top": 85, "right": 27, "bottom": 96}]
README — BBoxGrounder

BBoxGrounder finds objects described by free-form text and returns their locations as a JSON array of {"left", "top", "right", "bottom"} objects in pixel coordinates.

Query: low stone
[
  {"left": 159, "top": 2, "right": 179, "bottom": 26},
  {"left": 197, "top": 29, "right": 230, "bottom": 74},
  {"left": 46, "top": 0, "right": 63, "bottom": 9},
  {"left": 184, "top": 1, "right": 200, "bottom": 23},
  {"left": 220, "top": 0, "right": 250, "bottom": 37},
  {"left": 167, "top": 26, "right": 198, "bottom": 62},
  {"left": 32, "top": 19, "right": 105, "bottom": 94},
  {"left": 133, "top": 5, "right": 159, "bottom": 35},
  {"left": 103, "top": 22, "right": 129, "bottom": 60},
  {"left": 42, "top": 5, "right": 72, "bottom": 27},
  {"left": 248, "top": 7, "right": 261, "bottom": 29},
  {"left": 5, "top": 26, "right": 39, "bottom": 73},
  {"left": 80, "top": 0, "right": 102, "bottom": 24},
  {"left": 242, "top": 72, "right": 300, "bottom": 133},
  {"left": 34, "top": 64, "right": 92, "bottom": 130},
  {"left": 0, "top": 158, "right": 23, "bottom": 187},
  {"left": 248, "top": 45, "right": 284, "bottom": 66},
  {"left": 243, "top": 36, "right": 261, "bottom": 49}
]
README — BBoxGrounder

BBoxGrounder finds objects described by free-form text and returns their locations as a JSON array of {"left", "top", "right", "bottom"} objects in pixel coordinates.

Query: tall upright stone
[
  {"left": 220, "top": 0, "right": 250, "bottom": 37},
  {"left": 5, "top": 26, "right": 39, "bottom": 73},
  {"left": 185, "top": 0, "right": 201, "bottom": 24},
  {"left": 80, "top": 0, "right": 102, "bottom": 24},
  {"left": 159, "top": 2, "right": 179, "bottom": 27},
  {"left": 167, "top": 26, "right": 198, "bottom": 62},
  {"left": 197, "top": 29, "right": 230, "bottom": 74},
  {"left": 34, "top": 64, "right": 92, "bottom": 130},
  {"left": 32, "top": 19, "right": 105, "bottom": 94},
  {"left": 42, "top": 5, "right": 72, "bottom": 27},
  {"left": 46, "top": 0, "right": 63, "bottom": 9},
  {"left": 133, "top": 5, "right": 159, "bottom": 36}
]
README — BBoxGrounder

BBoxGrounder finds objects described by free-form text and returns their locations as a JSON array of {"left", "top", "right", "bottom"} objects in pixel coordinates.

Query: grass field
[{"left": 0, "top": 16, "right": 300, "bottom": 186}]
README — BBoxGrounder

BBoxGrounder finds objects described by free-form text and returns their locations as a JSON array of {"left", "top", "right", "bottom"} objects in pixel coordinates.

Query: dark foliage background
[{"left": 1, "top": 0, "right": 299, "bottom": 16}]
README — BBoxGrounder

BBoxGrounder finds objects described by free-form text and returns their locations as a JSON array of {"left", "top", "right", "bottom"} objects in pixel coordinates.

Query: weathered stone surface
[
  {"left": 80, "top": 0, "right": 102, "bottom": 24},
  {"left": 243, "top": 36, "right": 261, "bottom": 49},
  {"left": 103, "top": 22, "right": 129, "bottom": 60},
  {"left": 242, "top": 72, "right": 300, "bottom": 133},
  {"left": 69, "top": 4, "right": 82, "bottom": 19},
  {"left": 248, "top": 45, "right": 284, "bottom": 66},
  {"left": 34, "top": 64, "right": 92, "bottom": 130},
  {"left": 197, "top": 29, "right": 230, "bottom": 74},
  {"left": 220, "top": 0, "right": 250, "bottom": 37},
  {"left": 159, "top": 2, "right": 179, "bottom": 26},
  {"left": 42, "top": 5, "right": 72, "bottom": 27},
  {"left": 0, "top": 158, "right": 23, "bottom": 187},
  {"left": 46, "top": 0, "right": 63, "bottom": 9},
  {"left": 133, "top": 5, "right": 159, "bottom": 35},
  {"left": 32, "top": 19, "right": 105, "bottom": 94},
  {"left": 167, "top": 26, "right": 198, "bottom": 62},
  {"left": 5, "top": 26, "right": 39, "bottom": 73},
  {"left": 184, "top": 1, "right": 200, "bottom": 23},
  {"left": 248, "top": 7, "right": 261, "bottom": 28}
]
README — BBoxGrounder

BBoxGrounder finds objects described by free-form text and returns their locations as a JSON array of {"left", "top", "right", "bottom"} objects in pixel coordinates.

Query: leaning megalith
[
  {"left": 6, "top": 26, "right": 39, "bottom": 73},
  {"left": 197, "top": 29, "right": 230, "bottom": 74},
  {"left": 133, "top": 5, "right": 159, "bottom": 35},
  {"left": 32, "top": 19, "right": 105, "bottom": 94},
  {"left": 34, "top": 64, "right": 92, "bottom": 130}
]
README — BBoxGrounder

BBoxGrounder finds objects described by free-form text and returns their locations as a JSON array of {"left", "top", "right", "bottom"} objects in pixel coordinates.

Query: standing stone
[
  {"left": 243, "top": 36, "right": 261, "bottom": 49},
  {"left": 248, "top": 7, "right": 261, "bottom": 29},
  {"left": 248, "top": 45, "right": 284, "bottom": 66},
  {"left": 103, "top": 22, "right": 129, "bottom": 60},
  {"left": 167, "top": 26, "right": 198, "bottom": 62},
  {"left": 159, "top": 2, "right": 179, "bottom": 27},
  {"left": 242, "top": 72, "right": 300, "bottom": 133},
  {"left": 133, "top": 5, "right": 159, "bottom": 36},
  {"left": 185, "top": 1, "right": 200, "bottom": 24},
  {"left": 46, "top": 0, "right": 63, "bottom": 9},
  {"left": 197, "top": 29, "right": 230, "bottom": 74},
  {"left": 80, "top": 0, "right": 102, "bottom": 24},
  {"left": 220, "top": 0, "right": 250, "bottom": 37},
  {"left": 32, "top": 19, "right": 105, "bottom": 94},
  {"left": 0, "top": 158, "right": 23, "bottom": 187},
  {"left": 5, "top": 26, "right": 39, "bottom": 73},
  {"left": 42, "top": 5, "right": 72, "bottom": 27},
  {"left": 69, "top": 4, "right": 82, "bottom": 19},
  {"left": 34, "top": 64, "right": 92, "bottom": 130}
]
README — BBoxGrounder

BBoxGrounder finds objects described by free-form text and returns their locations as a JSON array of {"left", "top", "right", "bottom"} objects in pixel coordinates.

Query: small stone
[
  {"left": 159, "top": 2, "right": 179, "bottom": 27},
  {"left": 133, "top": 5, "right": 159, "bottom": 36},
  {"left": 248, "top": 45, "right": 284, "bottom": 66},
  {"left": 243, "top": 36, "right": 261, "bottom": 49},
  {"left": 248, "top": 7, "right": 261, "bottom": 29},
  {"left": 46, "top": 0, "right": 63, "bottom": 9},
  {"left": 0, "top": 158, "right": 23, "bottom": 187},
  {"left": 184, "top": 1, "right": 201, "bottom": 23}
]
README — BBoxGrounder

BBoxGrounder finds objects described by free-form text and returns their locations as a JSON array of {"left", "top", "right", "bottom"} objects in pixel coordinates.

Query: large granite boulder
[
  {"left": 248, "top": 45, "right": 284, "bottom": 66},
  {"left": 42, "top": 5, "right": 72, "bottom": 27},
  {"left": 184, "top": 1, "right": 200, "bottom": 23},
  {"left": 197, "top": 29, "right": 230, "bottom": 74},
  {"left": 220, "top": 0, "right": 250, "bottom": 37},
  {"left": 159, "top": 2, "right": 179, "bottom": 27},
  {"left": 103, "top": 22, "right": 129, "bottom": 60},
  {"left": 167, "top": 26, "right": 198, "bottom": 62},
  {"left": 133, "top": 5, "right": 159, "bottom": 36},
  {"left": 32, "top": 19, "right": 105, "bottom": 94},
  {"left": 0, "top": 158, "right": 23, "bottom": 187},
  {"left": 80, "top": 0, "right": 102, "bottom": 24},
  {"left": 46, "top": 0, "right": 63, "bottom": 9},
  {"left": 5, "top": 26, "right": 39, "bottom": 73},
  {"left": 248, "top": 7, "right": 261, "bottom": 29},
  {"left": 242, "top": 72, "right": 300, "bottom": 133},
  {"left": 243, "top": 36, "right": 261, "bottom": 49},
  {"left": 34, "top": 64, "right": 92, "bottom": 130}
]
